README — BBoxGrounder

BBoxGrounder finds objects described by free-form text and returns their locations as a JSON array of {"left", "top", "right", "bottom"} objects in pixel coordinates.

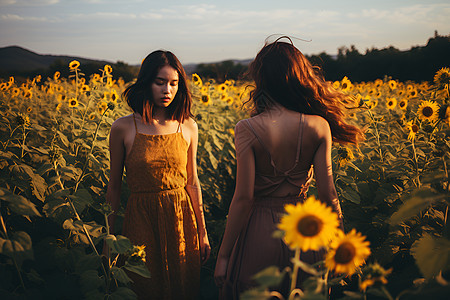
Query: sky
[{"left": 0, "top": 0, "right": 449, "bottom": 65}]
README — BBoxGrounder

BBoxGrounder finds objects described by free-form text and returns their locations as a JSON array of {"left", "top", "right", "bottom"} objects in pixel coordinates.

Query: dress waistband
[
  {"left": 253, "top": 194, "right": 306, "bottom": 208},
  {"left": 130, "top": 186, "right": 185, "bottom": 195}
]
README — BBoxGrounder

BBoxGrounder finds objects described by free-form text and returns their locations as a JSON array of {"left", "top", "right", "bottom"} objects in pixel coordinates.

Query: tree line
[
  {"left": 194, "top": 32, "right": 450, "bottom": 83},
  {"left": 2, "top": 33, "right": 449, "bottom": 84}
]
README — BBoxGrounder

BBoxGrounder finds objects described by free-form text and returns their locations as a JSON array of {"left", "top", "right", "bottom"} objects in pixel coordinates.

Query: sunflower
[
  {"left": 332, "top": 81, "right": 340, "bottom": 89},
  {"left": 68, "top": 98, "right": 79, "bottom": 108},
  {"left": 23, "top": 90, "right": 32, "bottom": 99},
  {"left": 405, "top": 120, "right": 420, "bottom": 141},
  {"left": 69, "top": 60, "right": 80, "bottom": 70},
  {"left": 438, "top": 105, "right": 450, "bottom": 126},
  {"left": 277, "top": 195, "right": 340, "bottom": 251},
  {"left": 225, "top": 97, "right": 234, "bottom": 105},
  {"left": 337, "top": 146, "right": 355, "bottom": 167},
  {"left": 54, "top": 71, "right": 61, "bottom": 81},
  {"left": 366, "top": 99, "right": 378, "bottom": 109},
  {"left": 386, "top": 97, "right": 397, "bottom": 110},
  {"left": 220, "top": 93, "right": 228, "bottom": 102},
  {"left": 26, "top": 106, "right": 32, "bottom": 113},
  {"left": 11, "top": 87, "right": 20, "bottom": 97},
  {"left": 104, "top": 64, "right": 113, "bottom": 74},
  {"left": 56, "top": 102, "right": 62, "bottom": 111},
  {"left": 340, "top": 77, "right": 352, "bottom": 92},
  {"left": 81, "top": 84, "right": 90, "bottom": 92},
  {"left": 16, "top": 113, "right": 30, "bottom": 126},
  {"left": 110, "top": 89, "right": 119, "bottom": 102},
  {"left": 374, "top": 79, "right": 383, "bottom": 88},
  {"left": 200, "top": 86, "right": 208, "bottom": 94},
  {"left": 407, "top": 88, "right": 418, "bottom": 98},
  {"left": 57, "top": 94, "right": 66, "bottom": 102},
  {"left": 433, "top": 67, "right": 450, "bottom": 87},
  {"left": 325, "top": 229, "right": 371, "bottom": 275},
  {"left": 200, "top": 94, "right": 211, "bottom": 106},
  {"left": 89, "top": 113, "right": 96, "bottom": 121},
  {"left": 228, "top": 128, "right": 235, "bottom": 135},
  {"left": 98, "top": 101, "right": 108, "bottom": 114},
  {"left": 91, "top": 73, "right": 101, "bottom": 83},
  {"left": 348, "top": 112, "right": 357, "bottom": 120},
  {"left": 359, "top": 262, "right": 392, "bottom": 291},
  {"left": 192, "top": 73, "right": 202, "bottom": 87},
  {"left": 217, "top": 83, "right": 227, "bottom": 93},
  {"left": 130, "top": 245, "right": 146, "bottom": 263},
  {"left": 417, "top": 100, "right": 439, "bottom": 122},
  {"left": 398, "top": 99, "right": 407, "bottom": 110},
  {"left": 388, "top": 80, "right": 397, "bottom": 90}
]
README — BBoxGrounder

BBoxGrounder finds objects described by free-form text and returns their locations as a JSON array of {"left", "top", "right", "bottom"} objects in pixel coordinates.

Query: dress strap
[
  {"left": 133, "top": 113, "right": 139, "bottom": 133},
  {"left": 294, "top": 113, "right": 304, "bottom": 164},
  {"left": 176, "top": 122, "right": 182, "bottom": 133},
  {"left": 245, "top": 119, "right": 279, "bottom": 172},
  {"left": 245, "top": 114, "right": 304, "bottom": 175}
]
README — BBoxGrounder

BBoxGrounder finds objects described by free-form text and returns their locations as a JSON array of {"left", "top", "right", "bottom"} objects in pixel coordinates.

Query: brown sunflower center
[
  {"left": 388, "top": 101, "right": 393, "bottom": 106},
  {"left": 297, "top": 215, "right": 323, "bottom": 237},
  {"left": 399, "top": 101, "right": 406, "bottom": 108},
  {"left": 70, "top": 100, "right": 77, "bottom": 106},
  {"left": 334, "top": 242, "right": 356, "bottom": 264},
  {"left": 201, "top": 95, "right": 209, "bottom": 103},
  {"left": 422, "top": 106, "right": 433, "bottom": 117},
  {"left": 412, "top": 124, "right": 419, "bottom": 133}
]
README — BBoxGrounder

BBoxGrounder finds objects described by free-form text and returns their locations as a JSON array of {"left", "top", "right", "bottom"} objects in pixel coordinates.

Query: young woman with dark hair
[
  {"left": 106, "top": 50, "right": 210, "bottom": 299},
  {"left": 214, "top": 37, "right": 363, "bottom": 299}
]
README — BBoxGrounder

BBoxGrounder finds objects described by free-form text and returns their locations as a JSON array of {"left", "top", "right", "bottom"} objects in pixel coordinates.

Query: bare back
[{"left": 236, "top": 104, "right": 331, "bottom": 198}]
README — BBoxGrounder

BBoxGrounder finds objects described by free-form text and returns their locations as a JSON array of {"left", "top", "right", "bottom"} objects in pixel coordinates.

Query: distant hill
[
  {"left": 0, "top": 46, "right": 139, "bottom": 82},
  {"left": 2, "top": 33, "right": 449, "bottom": 83},
  {"left": 0, "top": 46, "right": 113, "bottom": 72}
]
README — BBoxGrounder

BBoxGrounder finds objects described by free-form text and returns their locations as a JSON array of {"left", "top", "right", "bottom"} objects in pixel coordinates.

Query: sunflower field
[{"left": 0, "top": 62, "right": 449, "bottom": 299}]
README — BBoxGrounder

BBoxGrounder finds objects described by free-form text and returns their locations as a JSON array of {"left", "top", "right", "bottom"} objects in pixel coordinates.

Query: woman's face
[{"left": 151, "top": 65, "right": 179, "bottom": 109}]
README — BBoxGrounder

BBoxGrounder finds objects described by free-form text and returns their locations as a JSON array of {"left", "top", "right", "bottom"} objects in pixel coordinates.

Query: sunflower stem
[
  {"left": 289, "top": 248, "right": 301, "bottom": 297},
  {"left": 411, "top": 139, "right": 421, "bottom": 187},
  {"left": 380, "top": 285, "right": 394, "bottom": 300}
]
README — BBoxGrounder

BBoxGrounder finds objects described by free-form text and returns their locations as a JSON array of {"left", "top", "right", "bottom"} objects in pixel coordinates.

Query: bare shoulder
[
  {"left": 110, "top": 114, "right": 134, "bottom": 135},
  {"left": 235, "top": 118, "right": 253, "bottom": 136},
  {"left": 183, "top": 117, "right": 198, "bottom": 133},
  {"left": 303, "top": 114, "right": 331, "bottom": 139}
]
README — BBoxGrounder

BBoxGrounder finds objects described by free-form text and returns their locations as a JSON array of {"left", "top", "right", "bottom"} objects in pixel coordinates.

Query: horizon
[{"left": 0, "top": 1, "right": 449, "bottom": 65}]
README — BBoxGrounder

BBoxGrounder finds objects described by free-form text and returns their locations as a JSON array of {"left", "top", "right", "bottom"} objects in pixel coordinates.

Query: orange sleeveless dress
[{"left": 121, "top": 115, "right": 201, "bottom": 299}]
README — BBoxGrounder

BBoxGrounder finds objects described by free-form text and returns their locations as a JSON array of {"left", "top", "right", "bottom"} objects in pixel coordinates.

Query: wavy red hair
[{"left": 247, "top": 37, "right": 363, "bottom": 144}]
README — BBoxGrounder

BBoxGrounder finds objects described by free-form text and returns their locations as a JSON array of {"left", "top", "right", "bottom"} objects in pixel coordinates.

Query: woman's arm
[
  {"left": 185, "top": 119, "right": 211, "bottom": 264},
  {"left": 312, "top": 119, "right": 343, "bottom": 223},
  {"left": 215, "top": 121, "right": 256, "bottom": 286},
  {"left": 106, "top": 119, "right": 126, "bottom": 234}
]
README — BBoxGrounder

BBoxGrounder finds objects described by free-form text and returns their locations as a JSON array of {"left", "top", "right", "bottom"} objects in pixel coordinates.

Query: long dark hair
[
  {"left": 247, "top": 37, "right": 363, "bottom": 144},
  {"left": 122, "top": 50, "right": 193, "bottom": 123}
]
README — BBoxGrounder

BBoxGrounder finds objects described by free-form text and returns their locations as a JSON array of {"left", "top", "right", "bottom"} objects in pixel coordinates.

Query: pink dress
[{"left": 221, "top": 113, "right": 326, "bottom": 299}]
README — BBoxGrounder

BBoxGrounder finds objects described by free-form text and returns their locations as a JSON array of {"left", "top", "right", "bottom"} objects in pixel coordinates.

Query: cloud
[
  {"left": 348, "top": 3, "right": 450, "bottom": 26},
  {"left": 0, "top": 0, "right": 59, "bottom": 5},
  {"left": 0, "top": 13, "right": 51, "bottom": 21},
  {"left": 71, "top": 12, "right": 138, "bottom": 20}
]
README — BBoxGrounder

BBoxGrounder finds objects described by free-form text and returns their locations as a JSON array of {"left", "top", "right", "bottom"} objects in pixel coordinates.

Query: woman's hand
[
  {"left": 199, "top": 231, "right": 211, "bottom": 264},
  {"left": 214, "top": 255, "right": 229, "bottom": 287}
]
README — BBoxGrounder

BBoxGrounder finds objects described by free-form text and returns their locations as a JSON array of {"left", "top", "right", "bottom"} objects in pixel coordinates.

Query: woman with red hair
[{"left": 214, "top": 37, "right": 363, "bottom": 299}]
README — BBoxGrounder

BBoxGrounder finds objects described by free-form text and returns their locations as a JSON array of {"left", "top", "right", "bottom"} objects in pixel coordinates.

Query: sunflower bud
[
  {"left": 107, "top": 102, "right": 116, "bottom": 111},
  {"left": 438, "top": 105, "right": 449, "bottom": 120}
]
